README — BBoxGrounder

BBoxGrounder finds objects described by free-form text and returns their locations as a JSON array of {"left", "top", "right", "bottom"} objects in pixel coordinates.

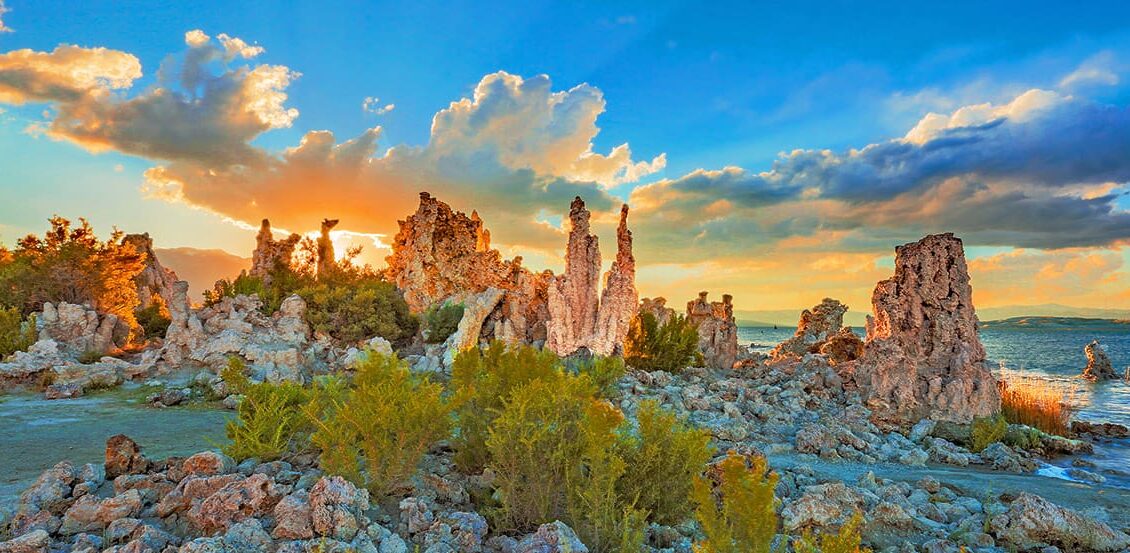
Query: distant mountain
[
  {"left": 157, "top": 247, "right": 250, "bottom": 303},
  {"left": 979, "top": 316, "right": 1130, "bottom": 331},
  {"left": 977, "top": 304, "right": 1130, "bottom": 321}
]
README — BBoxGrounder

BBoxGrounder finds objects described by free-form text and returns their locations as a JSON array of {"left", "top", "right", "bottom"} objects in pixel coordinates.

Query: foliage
[
  {"left": 451, "top": 341, "right": 562, "bottom": 472},
  {"left": 795, "top": 512, "right": 869, "bottom": 553},
  {"left": 0, "top": 216, "right": 146, "bottom": 331},
  {"left": 203, "top": 269, "right": 302, "bottom": 315},
  {"left": 0, "top": 307, "right": 36, "bottom": 359},
  {"left": 308, "top": 351, "right": 451, "bottom": 497},
  {"left": 619, "top": 400, "right": 714, "bottom": 525},
  {"left": 424, "top": 301, "right": 464, "bottom": 343},
  {"left": 572, "top": 355, "right": 628, "bottom": 398},
  {"left": 222, "top": 357, "right": 316, "bottom": 461},
  {"left": 692, "top": 453, "right": 780, "bottom": 553},
  {"left": 624, "top": 312, "right": 701, "bottom": 373},
  {"left": 970, "top": 414, "right": 1008, "bottom": 452},
  {"left": 134, "top": 297, "right": 171, "bottom": 340},
  {"left": 999, "top": 377, "right": 1073, "bottom": 437},
  {"left": 298, "top": 276, "right": 418, "bottom": 346}
]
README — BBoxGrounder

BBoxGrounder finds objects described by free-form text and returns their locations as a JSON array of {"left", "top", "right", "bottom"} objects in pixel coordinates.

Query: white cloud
[
  {"left": 362, "top": 96, "right": 395, "bottom": 115},
  {"left": 0, "top": 1, "right": 11, "bottom": 33}
]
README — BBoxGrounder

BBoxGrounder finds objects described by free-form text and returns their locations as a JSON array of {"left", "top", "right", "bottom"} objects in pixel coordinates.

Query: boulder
[
  {"left": 991, "top": 493, "right": 1130, "bottom": 551},
  {"left": 1082, "top": 340, "right": 1118, "bottom": 381},
  {"left": 310, "top": 476, "right": 370, "bottom": 541},
  {"left": 855, "top": 234, "right": 1000, "bottom": 428},
  {"left": 187, "top": 473, "right": 280, "bottom": 534},
  {"left": 0, "top": 530, "right": 49, "bottom": 553},
  {"left": 105, "top": 435, "right": 149, "bottom": 479},
  {"left": 514, "top": 521, "right": 588, "bottom": 553},
  {"left": 37, "top": 302, "right": 128, "bottom": 356},
  {"left": 686, "top": 291, "right": 738, "bottom": 369},
  {"left": 271, "top": 491, "right": 313, "bottom": 540},
  {"left": 770, "top": 298, "right": 849, "bottom": 359}
]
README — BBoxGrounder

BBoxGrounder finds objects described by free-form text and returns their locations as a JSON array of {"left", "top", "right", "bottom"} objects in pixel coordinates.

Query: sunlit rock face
[
  {"left": 856, "top": 233, "right": 1000, "bottom": 428},
  {"left": 123, "top": 233, "right": 179, "bottom": 312},
  {"left": 771, "top": 298, "right": 849, "bottom": 360},
  {"left": 37, "top": 302, "right": 129, "bottom": 356},
  {"left": 638, "top": 297, "right": 675, "bottom": 326},
  {"left": 686, "top": 291, "right": 738, "bottom": 369},
  {"left": 1083, "top": 340, "right": 1118, "bottom": 381},
  {"left": 546, "top": 198, "right": 638, "bottom": 356},
  {"left": 250, "top": 219, "right": 301, "bottom": 284}
]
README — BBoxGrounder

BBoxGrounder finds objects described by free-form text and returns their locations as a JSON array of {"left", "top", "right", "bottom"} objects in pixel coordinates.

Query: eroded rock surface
[
  {"left": 686, "top": 292, "right": 737, "bottom": 369},
  {"left": 37, "top": 302, "right": 128, "bottom": 357},
  {"left": 591, "top": 205, "right": 638, "bottom": 356},
  {"left": 771, "top": 298, "right": 853, "bottom": 360},
  {"left": 855, "top": 233, "right": 1000, "bottom": 428},
  {"left": 123, "top": 233, "right": 179, "bottom": 312},
  {"left": 250, "top": 219, "right": 300, "bottom": 284},
  {"left": 1083, "top": 340, "right": 1118, "bottom": 381}
]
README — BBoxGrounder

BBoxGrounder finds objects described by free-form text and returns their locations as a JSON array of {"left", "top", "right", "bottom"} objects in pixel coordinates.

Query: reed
[{"left": 998, "top": 377, "right": 1074, "bottom": 437}]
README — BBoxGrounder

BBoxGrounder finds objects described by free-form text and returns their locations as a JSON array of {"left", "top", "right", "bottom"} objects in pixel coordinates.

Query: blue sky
[{"left": 1, "top": 0, "right": 1128, "bottom": 309}]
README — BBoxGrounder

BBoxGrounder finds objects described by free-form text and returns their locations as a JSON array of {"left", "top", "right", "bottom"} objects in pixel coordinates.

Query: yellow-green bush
[
  {"left": 424, "top": 301, "right": 464, "bottom": 343},
  {"left": 795, "top": 512, "right": 869, "bottom": 553},
  {"left": 298, "top": 277, "right": 418, "bottom": 346},
  {"left": 692, "top": 453, "right": 780, "bottom": 553},
  {"left": 451, "top": 341, "right": 562, "bottom": 472},
  {"left": 0, "top": 308, "right": 36, "bottom": 359},
  {"left": 970, "top": 414, "right": 1008, "bottom": 452},
  {"left": 221, "top": 358, "right": 315, "bottom": 461},
  {"left": 134, "top": 300, "right": 170, "bottom": 340},
  {"left": 573, "top": 355, "right": 628, "bottom": 398},
  {"left": 309, "top": 351, "right": 451, "bottom": 497},
  {"left": 619, "top": 400, "right": 714, "bottom": 525},
  {"left": 624, "top": 312, "right": 701, "bottom": 373}
]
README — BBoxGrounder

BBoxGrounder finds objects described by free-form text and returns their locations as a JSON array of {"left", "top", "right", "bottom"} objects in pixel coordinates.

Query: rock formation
[
  {"left": 686, "top": 292, "right": 738, "bottom": 369},
  {"left": 316, "top": 218, "right": 339, "bottom": 276},
  {"left": 37, "top": 302, "right": 129, "bottom": 356},
  {"left": 591, "top": 205, "right": 638, "bottom": 356},
  {"left": 639, "top": 297, "right": 676, "bottom": 326},
  {"left": 546, "top": 198, "right": 602, "bottom": 356},
  {"left": 1082, "top": 340, "right": 1117, "bottom": 381},
  {"left": 250, "top": 219, "right": 301, "bottom": 283},
  {"left": 770, "top": 298, "right": 863, "bottom": 364},
  {"left": 123, "top": 233, "right": 178, "bottom": 311},
  {"left": 818, "top": 327, "right": 865, "bottom": 364},
  {"left": 546, "top": 198, "right": 638, "bottom": 356},
  {"left": 855, "top": 233, "right": 1000, "bottom": 428}
]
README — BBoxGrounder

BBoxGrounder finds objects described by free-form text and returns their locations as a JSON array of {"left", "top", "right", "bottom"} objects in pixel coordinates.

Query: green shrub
[
  {"left": 221, "top": 357, "right": 315, "bottom": 461},
  {"left": 298, "top": 277, "right": 418, "bottom": 346},
  {"left": 970, "top": 414, "right": 1008, "bottom": 452},
  {"left": 620, "top": 400, "right": 714, "bottom": 525},
  {"left": 134, "top": 300, "right": 171, "bottom": 340},
  {"left": 486, "top": 371, "right": 598, "bottom": 531},
  {"left": 424, "top": 301, "right": 464, "bottom": 343},
  {"left": 572, "top": 355, "right": 627, "bottom": 399},
  {"left": 0, "top": 308, "right": 36, "bottom": 359},
  {"left": 692, "top": 453, "right": 779, "bottom": 553},
  {"left": 308, "top": 351, "right": 451, "bottom": 497},
  {"left": 451, "top": 341, "right": 562, "bottom": 472},
  {"left": 624, "top": 312, "right": 700, "bottom": 373},
  {"left": 204, "top": 270, "right": 296, "bottom": 314}
]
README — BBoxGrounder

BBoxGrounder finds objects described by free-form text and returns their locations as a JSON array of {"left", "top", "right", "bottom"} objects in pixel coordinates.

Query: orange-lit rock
[{"left": 686, "top": 291, "right": 737, "bottom": 369}]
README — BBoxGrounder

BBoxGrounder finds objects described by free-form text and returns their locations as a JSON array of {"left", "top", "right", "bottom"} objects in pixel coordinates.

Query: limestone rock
[
  {"left": 591, "top": 204, "right": 638, "bottom": 356},
  {"left": 443, "top": 288, "right": 505, "bottom": 366},
  {"left": 37, "top": 302, "right": 128, "bottom": 356},
  {"left": 250, "top": 219, "right": 300, "bottom": 284},
  {"left": 991, "top": 493, "right": 1130, "bottom": 552},
  {"left": 162, "top": 281, "right": 205, "bottom": 365},
  {"left": 310, "top": 476, "right": 370, "bottom": 541},
  {"left": 316, "top": 218, "right": 339, "bottom": 277},
  {"left": 819, "top": 328, "right": 865, "bottom": 364},
  {"left": 686, "top": 292, "right": 738, "bottom": 369},
  {"left": 638, "top": 297, "right": 675, "bottom": 326},
  {"left": 0, "top": 530, "right": 49, "bottom": 553},
  {"left": 771, "top": 298, "right": 851, "bottom": 360},
  {"left": 123, "top": 233, "right": 179, "bottom": 312},
  {"left": 855, "top": 233, "right": 1000, "bottom": 428},
  {"left": 546, "top": 197, "right": 602, "bottom": 356},
  {"left": 1082, "top": 340, "right": 1117, "bottom": 381},
  {"left": 514, "top": 521, "right": 588, "bottom": 553},
  {"left": 105, "top": 435, "right": 149, "bottom": 480}
]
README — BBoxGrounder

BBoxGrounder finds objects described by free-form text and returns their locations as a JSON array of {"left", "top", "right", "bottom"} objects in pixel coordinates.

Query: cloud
[
  {"left": 362, "top": 96, "right": 395, "bottom": 115},
  {"left": 0, "top": 1, "right": 10, "bottom": 33},
  {"left": 0, "top": 45, "right": 141, "bottom": 104},
  {"left": 968, "top": 248, "right": 1129, "bottom": 308},
  {"left": 1059, "top": 52, "right": 1121, "bottom": 91}
]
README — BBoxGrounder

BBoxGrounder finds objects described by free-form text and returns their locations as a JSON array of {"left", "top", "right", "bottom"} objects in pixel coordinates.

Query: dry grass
[{"left": 998, "top": 377, "right": 1075, "bottom": 437}]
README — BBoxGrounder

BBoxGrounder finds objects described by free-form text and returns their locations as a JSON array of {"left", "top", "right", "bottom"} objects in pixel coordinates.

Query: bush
[
  {"left": 204, "top": 269, "right": 304, "bottom": 315},
  {"left": 619, "top": 400, "right": 714, "bottom": 525},
  {"left": 0, "top": 216, "right": 146, "bottom": 331},
  {"left": 572, "top": 355, "right": 628, "bottom": 399},
  {"left": 0, "top": 307, "right": 36, "bottom": 359},
  {"left": 795, "top": 512, "right": 869, "bottom": 553},
  {"left": 135, "top": 299, "right": 171, "bottom": 341},
  {"left": 424, "top": 301, "right": 464, "bottom": 343},
  {"left": 308, "top": 351, "right": 451, "bottom": 497},
  {"left": 624, "top": 312, "right": 700, "bottom": 373},
  {"left": 999, "top": 378, "right": 1073, "bottom": 437},
  {"left": 451, "top": 341, "right": 562, "bottom": 472},
  {"left": 298, "top": 277, "right": 418, "bottom": 346},
  {"left": 692, "top": 453, "right": 779, "bottom": 553},
  {"left": 221, "top": 358, "right": 316, "bottom": 461},
  {"left": 970, "top": 414, "right": 1008, "bottom": 452}
]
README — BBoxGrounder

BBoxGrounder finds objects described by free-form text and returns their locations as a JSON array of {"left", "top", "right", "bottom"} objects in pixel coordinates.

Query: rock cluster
[
  {"left": 770, "top": 298, "right": 862, "bottom": 364},
  {"left": 686, "top": 292, "right": 737, "bottom": 369},
  {"left": 123, "top": 233, "right": 179, "bottom": 312},
  {"left": 1082, "top": 339, "right": 1118, "bottom": 381},
  {"left": 855, "top": 233, "right": 1000, "bottom": 428},
  {"left": 546, "top": 198, "right": 638, "bottom": 356},
  {"left": 36, "top": 302, "right": 130, "bottom": 357},
  {"left": 638, "top": 297, "right": 675, "bottom": 326},
  {"left": 250, "top": 219, "right": 300, "bottom": 283}
]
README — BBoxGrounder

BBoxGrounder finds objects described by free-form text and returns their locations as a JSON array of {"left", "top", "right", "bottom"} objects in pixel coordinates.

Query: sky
[{"left": 1, "top": 0, "right": 1129, "bottom": 315}]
